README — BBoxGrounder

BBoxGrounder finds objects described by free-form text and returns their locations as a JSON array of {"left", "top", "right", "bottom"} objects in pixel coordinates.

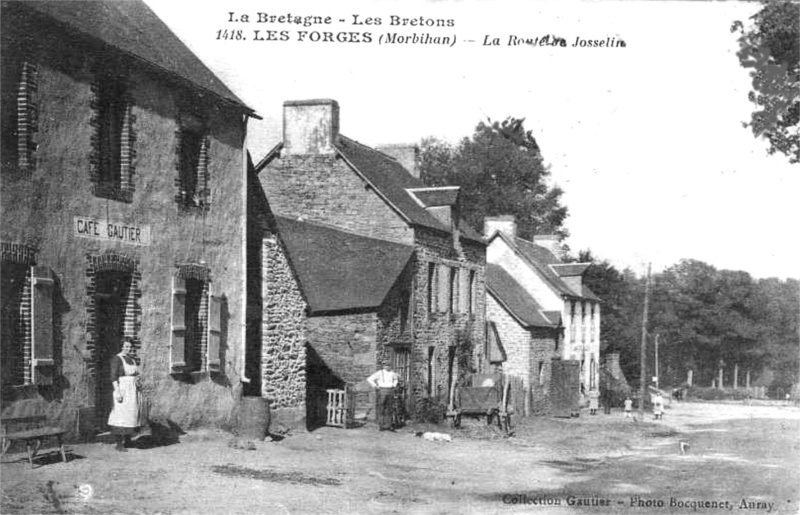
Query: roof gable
[
  {"left": 486, "top": 264, "right": 556, "bottom": 328},
  {"left": 334, "top": 136, "right": 484, "bottom": 243},
  {"left": 275, "top": 217, "right": 413, "bottom": 314},
  {"left": 488, "top": 231, "right": 600, "bottom": 302},
  {"left": 22, "top": 0, "right": 252, "bottom": 113}
]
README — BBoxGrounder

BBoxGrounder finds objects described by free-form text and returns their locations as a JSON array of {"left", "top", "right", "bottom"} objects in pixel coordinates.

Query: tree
[
  {"left": 418, "top": 118, "right": 568, "bottom": 240},
  {"left": 732, "top": 1, "right": 800, "bottom": 164}
]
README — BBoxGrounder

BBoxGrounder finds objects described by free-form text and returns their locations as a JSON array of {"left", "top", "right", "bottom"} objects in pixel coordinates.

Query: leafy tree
[
  {"left": 419, "top": 118, "right": 568, "bottom": 240},
  {"left": 732, "top": 1, "right": 800, "bottom": 164}
]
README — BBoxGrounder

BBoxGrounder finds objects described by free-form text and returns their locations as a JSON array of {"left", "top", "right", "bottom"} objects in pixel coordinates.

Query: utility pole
[
  {"left": 655, "top": 333, "right": 660, "bottom": 391},
  {"left": 639, "top": 263, "right": 651, "bottom": 416}
]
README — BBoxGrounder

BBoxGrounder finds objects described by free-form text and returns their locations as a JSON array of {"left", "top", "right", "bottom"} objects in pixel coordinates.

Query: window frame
[
  {"left": 175, "top": 114, "right": 210, "bottom": 211},
  {"left": 92, "top": 71, "right": 135, "bottom": 202}
]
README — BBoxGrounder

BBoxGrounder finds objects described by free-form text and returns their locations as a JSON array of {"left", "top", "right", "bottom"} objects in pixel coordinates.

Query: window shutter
[
  {"left": 206, "top": 293, "right": 222, "bottom": 373},
  {"left": 170, "top": 276, "right": 187, "bottom": 374},
  {"left": 437, "top": 265, "right": 449, "bottom": 313},
  {"left": 31, "top": 266, "right": 54, "bottom": 385}
]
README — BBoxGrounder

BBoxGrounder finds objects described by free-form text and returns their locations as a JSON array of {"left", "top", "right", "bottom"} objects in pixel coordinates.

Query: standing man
[{"left": 367, "top": 361, "right": 399, "bottom": 431}]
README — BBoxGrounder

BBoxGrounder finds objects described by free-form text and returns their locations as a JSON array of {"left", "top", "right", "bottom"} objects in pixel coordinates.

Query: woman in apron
[{"left": 108, "top": 339, "right": 142, "bottom": 451}]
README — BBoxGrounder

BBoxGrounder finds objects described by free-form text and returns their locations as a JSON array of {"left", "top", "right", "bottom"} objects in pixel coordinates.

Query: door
[
  {"left": 550, "top": 359, "right": 581, "bottom": 417},
  {"left": 392, "top": 347, "right": 411, "bottom": 412},
  {"left": 95, "top": 270, "right": 131, "bottom": 428}
]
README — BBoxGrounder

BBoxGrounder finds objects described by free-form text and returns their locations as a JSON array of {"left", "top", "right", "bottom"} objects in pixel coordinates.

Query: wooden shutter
[
  {"left": 170, "top": 276, "right": 187, "bottom": 374},
  {"left": 437, "top": 265, "right": 449, "bottom": 313},
  {"left": 206, "top": 293, "right": 222, "bottom": 374},
  {"left": 31, "top": 266, "right": 54, "bottom": 385}
]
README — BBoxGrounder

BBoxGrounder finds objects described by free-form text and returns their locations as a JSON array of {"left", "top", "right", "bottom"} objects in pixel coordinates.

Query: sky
[{"left": 145, "top": 0, "right": 799, "bottom": 280}]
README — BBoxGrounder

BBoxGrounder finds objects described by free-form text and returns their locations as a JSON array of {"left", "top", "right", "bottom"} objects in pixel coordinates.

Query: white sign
[{"left": 73, "top": 217, "right": 151, "bottom": 246}]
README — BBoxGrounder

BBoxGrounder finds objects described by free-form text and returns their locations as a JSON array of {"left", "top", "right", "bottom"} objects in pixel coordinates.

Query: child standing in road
[{"left": 624, "top": 396, "right": 633, "bottom": 418}]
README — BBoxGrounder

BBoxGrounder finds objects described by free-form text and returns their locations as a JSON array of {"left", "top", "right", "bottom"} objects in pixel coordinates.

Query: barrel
[{"left": 238, "top": 397, "right": 270, "bottom": 440}]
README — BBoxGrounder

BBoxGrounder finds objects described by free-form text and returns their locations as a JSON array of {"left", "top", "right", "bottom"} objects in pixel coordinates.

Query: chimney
[
  {"left": 484, "top": 215, "right": 517, "bottom": 239},
  {"left": 377, "top": 144, "right": 420, "bottom": 178},
  {"left": 283, "top": 99, "right": 339, "bottom": 155},
  {"left": 533, "top": 234, "right": 565, "bottom": 260}
]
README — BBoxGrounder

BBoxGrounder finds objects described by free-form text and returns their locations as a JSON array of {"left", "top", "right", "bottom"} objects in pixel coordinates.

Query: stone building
[
  {"left": 485, "top": 263, "right": 561, "bottom": 415},
  {"left": 1, "top": 1, "right": 256, "bottom": 435},
  {"left": 252, "top": 99, "right": 487, "bottom": 428},
  {"left": 484, "top": 216, "right": 601, "bottom": 413}
]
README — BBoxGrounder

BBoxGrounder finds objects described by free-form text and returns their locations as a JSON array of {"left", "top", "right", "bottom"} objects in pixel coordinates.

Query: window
[
  {"left": 427, "top": 262, "right": 436, "bottom": 313},
  {"left": 176, "top": 115, "right": 210, "bottom": 210},
  {"left": 1, "top": 262, "right": 53, "bottom": 387},
  {"left": 93, "top": 73, "right": 134, "bottom": 201},
  {"left": 448, "top": 267, "right": 457, "bottom": 313},
  {"left": 392, "top": 348, "right": 411, "bottom": 386},
  {"left": 437, "top": 264, "right": 449, "bottom": 313},
  {"left": 447, "top": 346, "right": 456, "bottom": 401},
  {"left": 16, "top": 62, "right": 37, "bottom": 172},
  {"left": 569, "top": 301, "right": 577, "bottom": 344},
  {"left": 538, "top": 361, "right": 545, "bottom": 386},
  {"left": 581, "top": 301, "right": 587, "bottom": 344},
  {"left": 170, "top": 270, "right": 222, "bottom": 375},
  {"left": 468, "top": 270, "right": 476, "bottom": 316},
  {"left": 1, "top": 263, "right": 29, "bottom": 386},
  {"left": 426, "top": 347, "right": 435, "bottom": 397}
]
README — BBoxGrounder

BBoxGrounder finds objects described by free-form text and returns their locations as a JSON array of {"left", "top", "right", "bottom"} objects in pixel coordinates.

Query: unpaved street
[{"left": 2, "top": 401, "right": 798, "bottom": 515}]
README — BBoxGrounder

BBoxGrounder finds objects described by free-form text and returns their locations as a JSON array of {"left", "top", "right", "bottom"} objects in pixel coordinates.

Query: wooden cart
[{"left": 446, "top": 373, "right": 511, "bottom": 435}]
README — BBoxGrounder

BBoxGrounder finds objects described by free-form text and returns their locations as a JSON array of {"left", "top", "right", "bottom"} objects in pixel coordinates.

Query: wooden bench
[{"left": 1, "top": 414, "right": 68, "bottom": 468}]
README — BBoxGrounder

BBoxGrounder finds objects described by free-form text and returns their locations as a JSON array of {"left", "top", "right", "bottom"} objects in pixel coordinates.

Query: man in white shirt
[{"left": 367, "top": 362, "right": 399, "bottom": 431}]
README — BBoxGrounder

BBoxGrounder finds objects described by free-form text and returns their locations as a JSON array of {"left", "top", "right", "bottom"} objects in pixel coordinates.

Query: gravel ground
[{"left": 2, "top": 401, "right": 798, "bottom": 515}]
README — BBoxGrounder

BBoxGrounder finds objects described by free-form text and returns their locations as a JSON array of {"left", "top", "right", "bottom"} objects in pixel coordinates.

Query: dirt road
[{"left": 2, "top": 401, "right": 798, "bottom": 514}]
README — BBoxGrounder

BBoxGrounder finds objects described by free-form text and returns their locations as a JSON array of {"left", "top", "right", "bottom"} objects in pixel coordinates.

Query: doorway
[{"left": 94, "top": 270, "right": 132, "bottom": 427}]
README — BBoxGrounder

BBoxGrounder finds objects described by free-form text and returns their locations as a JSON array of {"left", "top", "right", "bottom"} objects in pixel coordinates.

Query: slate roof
[
  {"left": 274, "top": 217, "right": 414, "bottom": 314},
  {"left": 334, "top": 136, "right": 484, "bottom": 243},
  {"left": 490, "top": 232, "right": 601, "bottom": 302},
  {"left": 486, "top": 264, "right": 556, "bottom": 328},
  {"left": 20, "top": 0, "right": 253, "bottom": 114},
  {"left": 407, "top": 187, "right": 460, "bottom": 207},
  {"left": 551, "top": 263, "right": 590, "bottom": 277},
  {"left": 503, "top": 235, "right": 600, "bottom": 301}
]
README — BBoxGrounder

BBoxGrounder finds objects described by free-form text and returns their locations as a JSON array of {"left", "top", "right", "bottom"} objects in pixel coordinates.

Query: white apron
[{"left": 107, "top": 356, "right": 142, "bottom": 428}]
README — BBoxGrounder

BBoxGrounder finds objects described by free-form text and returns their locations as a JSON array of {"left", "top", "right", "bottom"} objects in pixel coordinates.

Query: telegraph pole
[
  {"left": 639, "top": 263, "right": 651, "bottom": 416},
  {"left": 655, "top": 333, "right": 660, "bottom": 391}
]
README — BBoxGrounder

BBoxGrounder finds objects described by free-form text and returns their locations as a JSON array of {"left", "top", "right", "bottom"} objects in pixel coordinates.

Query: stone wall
[
  {"left": 261, "top": 235, "right": 307, "bottom": 429},
  {"left": 529, "top": 327, "right": 559, "bottom": 415},
  {"left": 1, "top": 13, "right": 247, "bottom": 436},
  {"left": 486, "top": 293, "right": 530, "bottom": 412},
  {"left": 306, "top": 312, "right": 378, "bottom": 427},
  {"left": 262, "top": 154, "right": 413, "bottom": 245},
  {"left": 409, "top": 228, "right": 486, "bottom": 418},
  {"left": 486, "top": 294, "right": 559, "bottom": 415}
]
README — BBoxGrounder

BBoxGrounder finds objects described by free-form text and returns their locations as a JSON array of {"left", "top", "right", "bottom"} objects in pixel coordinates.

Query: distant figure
[
  {"left": 653, "top": 393, "right": 664, "bottom": 420},
  {"left": 367, "top": 361, "right": 399, "bottom": 431},
  {"left": 587, "top": 389, "right": 600, "bottom": 415},
  {"left": 624, "top": 396, "right": 633, "bottom": 418}
]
